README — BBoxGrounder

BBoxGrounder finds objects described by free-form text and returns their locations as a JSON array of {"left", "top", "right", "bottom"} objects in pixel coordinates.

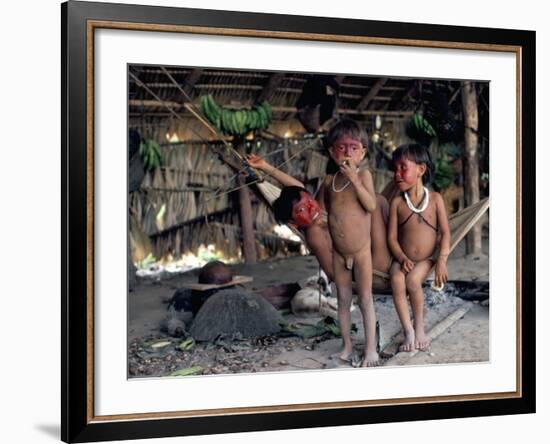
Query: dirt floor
[{"left": 128, "top": 234, "right": 489, "bottom": 378}]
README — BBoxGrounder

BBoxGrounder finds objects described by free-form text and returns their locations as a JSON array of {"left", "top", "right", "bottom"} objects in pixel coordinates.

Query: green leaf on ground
[
  {"left": 170, "top": 366, "right": 203, "bottom": 377},
  {"left": 178, "top": 338, "right": 195, "bottom": 351}
]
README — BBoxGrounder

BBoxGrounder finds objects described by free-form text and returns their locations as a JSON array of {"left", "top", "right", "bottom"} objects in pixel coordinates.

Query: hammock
[{"left": 256, "top": 181, "right": 490, "bottom": 290}]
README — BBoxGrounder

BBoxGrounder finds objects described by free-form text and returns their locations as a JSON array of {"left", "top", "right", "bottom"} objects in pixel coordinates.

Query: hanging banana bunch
[
  {"left": 406, "top": 112, "right": 437, "bottom": 145},
  {"left": 139, "top": 138, "right": 163, "bottom": 170},
  {"left": 200, "top": 94, "right": 273, "bottom": 137}
]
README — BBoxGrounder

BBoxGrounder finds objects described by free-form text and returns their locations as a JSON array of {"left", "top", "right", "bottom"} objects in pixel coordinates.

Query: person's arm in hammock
[{"left": 245, "top": 154, "right": 304, "bottom": 188}]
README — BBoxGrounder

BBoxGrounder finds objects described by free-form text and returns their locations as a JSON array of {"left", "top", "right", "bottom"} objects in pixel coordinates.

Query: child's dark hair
[
  {"left": 325, "top": 118, "right": 369, "bottom": 153},
  {"left": 325, "top": 118, "right": 369, "bottom": 174},
  {"left": 391, "top": 143, "right": 434, "bottom": 185},
  {"left": 273, "top": 186, "right": 309, "bottom": 223}
]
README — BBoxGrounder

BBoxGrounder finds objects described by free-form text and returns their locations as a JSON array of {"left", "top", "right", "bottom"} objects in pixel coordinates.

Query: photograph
[
  {"left": 60, "top": 1, "right": 535, "bottom": 441},
  {"left": 127, "top": 65, "right": 490, "bottom": 378}
]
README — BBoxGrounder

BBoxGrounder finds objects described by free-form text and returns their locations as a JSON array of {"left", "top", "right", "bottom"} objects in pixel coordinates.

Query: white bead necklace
[
  {"left": 331, "top": 171, "right": 350, "bottom": 192},
  {"left": 331, "top": 166, "right": 359, "bottom": 193},
  {"left": 404, "top": 186, "right": 430, "bottom": 213}
]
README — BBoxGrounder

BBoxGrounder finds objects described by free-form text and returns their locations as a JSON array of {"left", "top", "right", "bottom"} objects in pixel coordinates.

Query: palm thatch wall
[{"left": 129, "top": 136, "right": 348, "bottom": 262}]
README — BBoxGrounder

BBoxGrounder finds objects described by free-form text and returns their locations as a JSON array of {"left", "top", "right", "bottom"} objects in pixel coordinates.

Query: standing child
[
  {"left": 388, "top": 144, "right": 451, "bottom": 352},
  {"left": 319, "top": 118, "right": 379, "bottom": 367}
]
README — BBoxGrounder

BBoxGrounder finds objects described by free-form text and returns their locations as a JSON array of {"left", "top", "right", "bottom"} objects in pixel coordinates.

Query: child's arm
[
  {"left": 388, "top": 197, "right": 415, "bottom": 273},
  {"left": 245, "top": 154, "right": 304, "bottom": 188},
  {"left": 434, "top": 193, "right": 451, "bottom": 287},
  {"left": 340, "top": 165, "right": 377, "bottom": 212}
]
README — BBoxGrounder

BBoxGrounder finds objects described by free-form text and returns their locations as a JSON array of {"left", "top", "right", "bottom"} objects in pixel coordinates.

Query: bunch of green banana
[
  {"left": 139, "top": 139, "right": 163, "bottom": 170},
  {"left": 409, "top": 113, "right": 437, "bottom": 137},
  {"left": 200, "top": 94, "right": 222, "bottom": 130},
  {"left": 433, "top": 158, "right": 454, "bottom": 191},
  {"left": 200, "top": 94, "right": 272, "bottom": 136},
  {"left": 250, "top": 101, "right": 272, "bottom": 131}
]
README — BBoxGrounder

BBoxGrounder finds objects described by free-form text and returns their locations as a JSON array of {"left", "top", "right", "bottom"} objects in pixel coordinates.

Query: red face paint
[
  {"left": 330, "top": 136, "right": 365, "bottom": 166},
  {"left": 291, "top": 192, "right": 321, "bottom": 228},
  {"left": 393, "top": 157, "right": 422, "bottom": 191}
]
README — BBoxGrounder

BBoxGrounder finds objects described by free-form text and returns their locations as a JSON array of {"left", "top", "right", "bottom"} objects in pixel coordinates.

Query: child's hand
[
  {"left": 401, "top": 257, "right": 415, "bottom": 274},
  {"left": 339, "top": 161, "right": 360, "bottom": 184},
  {"left": 245, "top": 154, "right": 269, "bottom": 170},
  {"left": 434, "top": 259, "right": 448, "bottom": 288}
]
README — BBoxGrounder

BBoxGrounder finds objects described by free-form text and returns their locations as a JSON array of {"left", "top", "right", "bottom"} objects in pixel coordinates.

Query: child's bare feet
[
  {"left": 339, "top": 345, "right": 354, "bottom": 363},
  {"left": 399, "top": 328, "right": 415, "bottom": 352},
  {"left": 361, "top": 350, "right": 380, "bottom": 367},
  {"left": 415, "top": 329, "right": 430, "bottom": 351}
]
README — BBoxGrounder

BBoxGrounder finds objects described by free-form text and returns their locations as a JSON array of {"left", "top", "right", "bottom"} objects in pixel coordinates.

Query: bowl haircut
[
  {"left": 325, "top": 118, "right": 369, "bottom": 174},
  {"left": 391, "top": 143, "right": 434, "bottom": 185},
  {"left": 273, "top": 186, "right": 309, "bottom": 223}
]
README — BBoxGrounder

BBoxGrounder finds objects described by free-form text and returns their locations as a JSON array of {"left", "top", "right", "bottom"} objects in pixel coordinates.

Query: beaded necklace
[
  {"left": 404, "top": 186, "right": 429, "bottom": 213},
  {"left": 331, "top": 165, "right": 360, "bottom": 193}
]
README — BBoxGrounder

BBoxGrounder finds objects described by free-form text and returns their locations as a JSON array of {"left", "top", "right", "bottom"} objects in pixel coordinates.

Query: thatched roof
[{"left": 128, "top": 64, "right": 469, "bottom": 141}]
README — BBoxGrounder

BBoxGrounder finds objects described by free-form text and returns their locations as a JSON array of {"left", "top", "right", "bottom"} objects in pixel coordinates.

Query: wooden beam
[
  {"left": 132, "top": 68, "right": 267, "bottom": 79},
  {"left": 448, "top": 86, "right": 462, "bottom": 105},
  {"left": 334, "top": 75, "right": 346, "bottom": 87},
  {"left": 340, "top": 83, "right": 406, "bottom": 91},
  {"left": 129, "top": 99, "right": 182, "bottom": 108},
  {"left": 382, "top": 303, "right": 473, "bottom": 363},
  {"left": 194, "top": 84, "right": 263, "bottom": 91},
  {"left": 183, "top": 69, "right": 203, "bottom": 96},
  {"left": 378, "top": 86, "right": 406, "bottom": 91},
  {"left": 132, "top": 69, "right": 203, "bottom": 102},
  {"left": 397, "top": 81, "right": 420, "bottom": 110},
  {"left": 461, "top": 81, "right": 482, "bottom": 255},
  {"left": 357, "top": 78, "right": 388, "bottom": 110},
  {"left": 129, "top": 107, "right": 414, "bottom": 117},
  {"left": 257, "top": 72, "right": 285, "bottom": 102},
  {"left": 377, "top": 85, "right": 405, "bottom": 112},
  {"left": 129, "top": 82, "right": 184, "bottom": 88},
  {"left": 201, "top": 71, "right": 267, "bottom": 79},
  {"left": 340, "top": 93, "right": 393, "bottom": 101}
]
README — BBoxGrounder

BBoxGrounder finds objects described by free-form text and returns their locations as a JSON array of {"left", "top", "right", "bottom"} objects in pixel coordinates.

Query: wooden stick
[
  {"left": 381, "top": 302, "right": 473, "bottom": 365},
  {"left": 357, "top": 78, "right": 389, "bottom": 110}
]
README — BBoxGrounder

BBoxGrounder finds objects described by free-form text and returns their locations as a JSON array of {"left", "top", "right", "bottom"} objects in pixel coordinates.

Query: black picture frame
[{"left": 61, "top": 1, "right": 536, "bottom": 442}]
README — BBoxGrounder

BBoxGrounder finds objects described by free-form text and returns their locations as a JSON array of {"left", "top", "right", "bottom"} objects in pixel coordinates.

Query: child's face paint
[
  {"left": 329, "top": 136, "right": 365, "bottom": 167},
  {"left": 393, "top": 157, "right": 423, "bottom": 191},
  {"left": 291, "top": 192, "right": 321, "bottom": 228}
]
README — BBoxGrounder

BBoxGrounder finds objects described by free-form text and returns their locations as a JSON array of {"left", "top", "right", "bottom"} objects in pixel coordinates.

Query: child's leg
[
  {"left": 404, "top": 259, "right": 433, "bottom": 351},
  {"left": 333, "top": 251, "right": 354, "bottom": 361},
  {"left": 353, "top": 246, "right": 379, "bottom": 367},
  {"left": 390, "top": 261, "right": 415, "bottom": 352}
]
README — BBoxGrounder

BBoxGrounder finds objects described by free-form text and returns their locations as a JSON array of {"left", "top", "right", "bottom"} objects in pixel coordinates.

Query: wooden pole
[
  {"left": 461, "top": 81, "right": 482, "bottom": 255},
  {"left": 382, "top": 303, "right": 473, "bottom": 365},
  {"left": 236, "top": 140, "right": 257, "bottom": 264}
]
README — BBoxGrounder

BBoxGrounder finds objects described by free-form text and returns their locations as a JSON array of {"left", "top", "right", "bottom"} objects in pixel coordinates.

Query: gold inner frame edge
[{"left": 85, "top": 19, "right": 523, "bottom": 423}]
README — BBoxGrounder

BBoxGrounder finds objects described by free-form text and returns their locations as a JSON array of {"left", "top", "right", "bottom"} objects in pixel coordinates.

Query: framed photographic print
[{"left": 62, "top": 0, "right": 535, "bottom": 442}]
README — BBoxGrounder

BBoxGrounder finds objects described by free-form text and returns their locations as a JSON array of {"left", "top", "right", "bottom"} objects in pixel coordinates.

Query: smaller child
[
  {"left": 245, "top": 153, "right": 335, "bottom": 281},
  {"left": 272, "top": 185, "right": 335, "bottom": 282},
  {"left": 320, "top": 118, "right": 379, "bottom": 367},
  {"left": 388, "top": 144, "right": 450, "bottom": 352}
]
